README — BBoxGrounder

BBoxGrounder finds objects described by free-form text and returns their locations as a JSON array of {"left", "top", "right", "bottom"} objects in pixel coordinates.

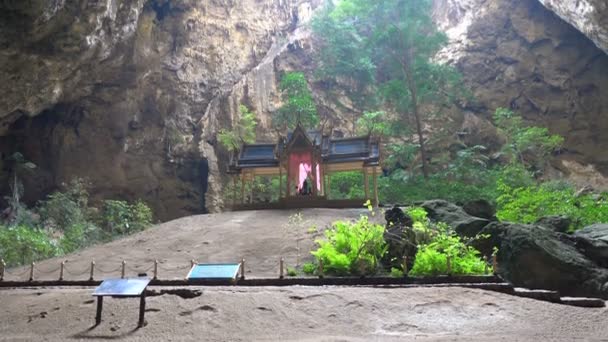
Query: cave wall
[
  {"left": 434, "top": 0, "right": 608, "bottom": 186},
  {"left": 1, "top": 0, "right": 608, "bottom": 220},
  {"left": 0, "top": 0, "right": 322, "bottom": 220}
]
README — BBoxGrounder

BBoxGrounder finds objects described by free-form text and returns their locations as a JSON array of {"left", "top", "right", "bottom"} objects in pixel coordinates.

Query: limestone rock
[
  {"left": 537, "top": 0, "right": 608, "bottom": 54},
  {"left": 479, "top": 222, "right": 608, "bottom": 299},
  {"left": 462, "top": 199, "right": 496, "bottom": 221},
  {"left": 421, "top": 200, "right": 490, "bottom": 237},
  {"left": 572, "top": 224, "right": 608, "bottom": 267},
  {"left": 383, "top": 206, "right": 417, "bottom": 270},
  {"left": 535, "top": 215, "right": 572, "bottom": 233}
]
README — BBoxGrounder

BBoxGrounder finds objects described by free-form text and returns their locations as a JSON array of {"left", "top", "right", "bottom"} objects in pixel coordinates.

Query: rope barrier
[
  {"left": 63, "top": 264, "right": 93, "bottom": 277},
  {"left": 34, "top": 264, "right": 62, "bottom": 275},
  {"left": 95, "top": 264, "right": 124, "bottom": 274}
]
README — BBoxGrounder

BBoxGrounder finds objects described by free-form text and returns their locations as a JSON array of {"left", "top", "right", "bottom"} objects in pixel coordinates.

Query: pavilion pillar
[
  {"left": 250, "top": 174, "right": 254, "bottom": 204},
  {"left": 286, "top": 164, "right": 291, "bottom": 197},
  {"left": 321, "top": 164, "right": 326, "bottom": 196},
  {"left": 240, "top": 173, "right": 245, "bottom": 205},
  {"left": 311, "top": 160, "right": 318, "bottom": 196},
  {"left": 363, "top": 168, "right": 369, "bottom": 200},
  {"left": 373, "top": 167, "right": 379, "bottom": 207},
  {"left": 232, "top": 175, "right": 237, "bottom": 208},
  {"left": 279, "top": 166, "right": 283, "bottom": 199}
]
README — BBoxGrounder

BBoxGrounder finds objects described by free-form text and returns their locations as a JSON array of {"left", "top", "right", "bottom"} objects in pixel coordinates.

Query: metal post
[
  {"left": 29, "top": 262, "right": 35, "bottom": 282},
  {"left": 138, "top": 292, "right": 146, "bottom": 327},
  {"left": 318, "top": 259, "right": 324, "bottom": 278},
  {"left": 153, "top": 260, "right": 158, "bottom": 280},
  {"left": 402, "top": 256, "right": 408, "bottom": 276},
  {"left": 89, "top": 261, "right": 95, "bottom": 281},
  {"left": 59, "top": 260, "right": 66, "bottom": 281},
  {"left": 279, "top": 258, "right": 284, "bottom": 279},
  {"left": 492, "top": 255, "right": 498, "bottom": 274},
  {"left": 446, "top": 255, "right": 452, "bottom": 276},
  {"left": 240, "top": 258, "right": 245, "bottom": 280},
  {"left": 121, "top": 260, "right": 126, "bottom": 279},
  {"left": 95, "top": 296, "right": 103, "bottom": 325},
  {"left": 0, "top": 259, "right": 5, "bottom": 282}
]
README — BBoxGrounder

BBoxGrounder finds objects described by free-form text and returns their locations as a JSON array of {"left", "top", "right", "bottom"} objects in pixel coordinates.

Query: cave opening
[
  {"left": 149, "top": 0, "right": 172, "bottom": 21},
  {"left": 199, "top": 158, "right": 209, "bottom": 214}
]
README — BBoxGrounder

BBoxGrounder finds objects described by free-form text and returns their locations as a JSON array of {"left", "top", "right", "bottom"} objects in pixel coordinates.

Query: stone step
[
  {"left": 560, "top": 297, "right": 606, "bottom": 308},
  {"left": 513, "top": 287, "right": 561, "bottom": 302}
]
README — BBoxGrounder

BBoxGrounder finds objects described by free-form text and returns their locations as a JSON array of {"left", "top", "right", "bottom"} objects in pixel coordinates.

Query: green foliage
[
  {"left": 356, "top": 111, "right": 391, "bottom": 137},
  {"left": 328, "top": 171, "right": 365, "bottom": 200},
  {"left": 0, "top": 225, "right": 59, "bottom": 267},
  {"left": 496, "top": 182, "right": 608, "bottom": 231},
  {"left": 0, "top": 178, "right": 154, "bottom": 267},
  {"left": 101, "top": 200, "right": 152, "bottom": 236},
  {"left": 390, "top": 267, "right": 404, "bottom": 278},
  {"left": 218, "top": 104, "right": 258, "bottom": 152},
  {"left": 286, "top": 267, "right": 297, "bottom": 277},
  {"left": 302, "top": 262, "right": 316, "bottom": 275},
  {"left": 39, "top": 178, "right": 90, "bottom": 230},
  {"left": 4, "top": 152, "right": 36, "bottom": 221},
  {"left": 494, "top": 108, "right": 563, "bottom": 171},
  {"left": 409, "top": 225, "right": 487, "bottom": 276},
  {"left": 273, "top": 72, "right": 319, "bottom": 130},
  {"left": 313, "top": 0, "right": 467, "bottom": 178},
  {"left": 311, "top": 215, "right": 387, "bottom": 276}
]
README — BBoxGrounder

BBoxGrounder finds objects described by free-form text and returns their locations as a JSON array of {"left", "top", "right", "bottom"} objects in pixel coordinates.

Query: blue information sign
[
  {"left": 93, "top": 278, "right": 151, "bottom": 297},
  {"left": 187, "top": 263, "right": 241, "bottom": 280}
]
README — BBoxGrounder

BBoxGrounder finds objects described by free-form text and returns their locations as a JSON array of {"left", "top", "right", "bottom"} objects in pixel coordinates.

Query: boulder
[
  {"left": 572, "top": 224, "right": 608, "bottom": 267},
  {"left": 478, "top": 222, "right": 608, "bottom": 299},
  {"left": 535, "top": 215, "right": 572, "bottom": 233},
  {"left": 421, "top": 200, "right": 490, "bottom": 238},
  {"left": 462, "top": 199, "right": 497, "bottom": 221},
  {"left": 383, "top": 206, "right": 416, "bottom": 270}
]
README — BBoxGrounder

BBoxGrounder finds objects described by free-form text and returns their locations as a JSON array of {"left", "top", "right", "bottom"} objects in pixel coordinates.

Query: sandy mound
[{"left": 5, "top": 209, "right": 376, "bottom": 281}]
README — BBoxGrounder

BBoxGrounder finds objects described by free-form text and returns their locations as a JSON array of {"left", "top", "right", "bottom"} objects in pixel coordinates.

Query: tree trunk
[{"left": 403, "top": 62, "right": 429, "bottom": 179}]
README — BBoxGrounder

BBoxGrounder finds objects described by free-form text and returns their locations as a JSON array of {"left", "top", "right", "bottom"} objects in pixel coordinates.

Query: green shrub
[
  {"left": 287, "top": 267, "right": 297, "bottom": 277},
  {"left": 0, "top": 225, "right": 59, "bottom": 267},
  {"left": 302, "top": 262, "right": 316, "bottom": 275},
  {"left": 100, "top": 200, "right": 153, "bottom": 236},
  {"left": 38, "top": 178, "right": 91, "bottom": 231},
  {"left": 409, "top": 226, "right": 487, "bottom": 276},
  {"left": 496, "top": 182, "right": 608, "bottom": 231},
  {"left": 390, "top": 267, "right": 404, "bottom": 278},
  {"left": 328, "top": 171, "right": 365, "bottom": 200},
  {"left": 311, "top": 215, "right": 387, "bottom": 276}
]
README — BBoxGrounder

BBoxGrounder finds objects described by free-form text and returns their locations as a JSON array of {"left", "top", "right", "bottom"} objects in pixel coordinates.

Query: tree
[
  {"left": 217, "top": 105, "right": 257, "bottom": 152},
  {"left": 272, "top": 72, "right": 319, "bottom": 130},
  {"left": 493, "top": 107, "right": 563, "bottom": 172},
  {"left": 313, "top": 0, "right": 464, "bottom": 178},
  {"left": 4, "top": 152, "right": 36, "bottom": 220},
  {"left": 356, "top": 111, "right": 391, "bottom": 138}
]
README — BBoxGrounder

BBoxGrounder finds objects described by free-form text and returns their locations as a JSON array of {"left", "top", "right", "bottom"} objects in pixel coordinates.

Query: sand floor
[
  {"left": 0, "top": 286, "right": 607, "bottom": 341},
  {"left": 1, "top": 209, "right": 607, "bottom": 341}
]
